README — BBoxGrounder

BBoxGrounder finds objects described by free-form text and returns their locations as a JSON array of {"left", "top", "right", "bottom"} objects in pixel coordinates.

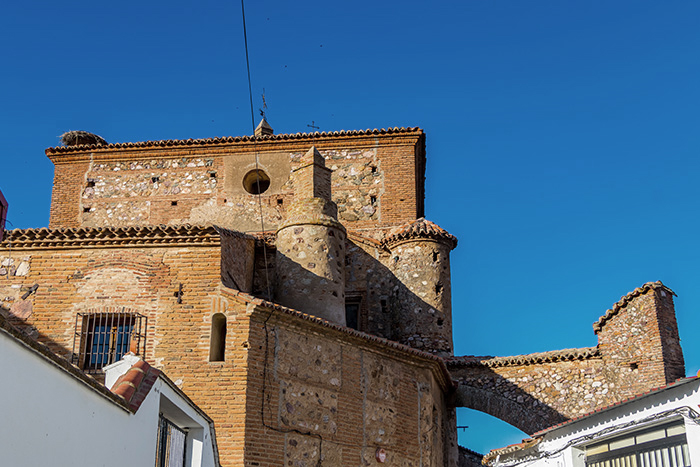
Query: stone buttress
[
  {"left": 274, "top": 146, "right": 347, "bottom": 324},
  {"left": 382, "top": 218, "right": 458, "bottom": 356}
]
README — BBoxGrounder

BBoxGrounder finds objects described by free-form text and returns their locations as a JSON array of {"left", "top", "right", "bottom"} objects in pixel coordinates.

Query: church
[{"left": 0, "top": 122, "right": 686, "bottom": 466}]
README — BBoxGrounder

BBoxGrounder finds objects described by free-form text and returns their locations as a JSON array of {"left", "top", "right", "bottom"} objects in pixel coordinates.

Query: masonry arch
[{"left": 453, "top": 382, "right": 566, "bottom": 435}]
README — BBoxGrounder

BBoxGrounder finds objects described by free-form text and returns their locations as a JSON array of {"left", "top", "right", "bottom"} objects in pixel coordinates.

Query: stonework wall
[
  {"left": 47, "top": 130, "right": 425, "bottom": 232},
  {"left": 243, "top": 309, "right": 454, "bottom": 466},
  {"left": 449, "top": 285, "right": 686, "bottom": 435},
  {"left": 388, "top": 239, "right": 454, "bottom": 355}
]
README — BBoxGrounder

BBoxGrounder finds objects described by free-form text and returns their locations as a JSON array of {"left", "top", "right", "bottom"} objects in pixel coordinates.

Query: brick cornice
[{"left": 0, "top": 224, "right": 221, "bottom": 249}]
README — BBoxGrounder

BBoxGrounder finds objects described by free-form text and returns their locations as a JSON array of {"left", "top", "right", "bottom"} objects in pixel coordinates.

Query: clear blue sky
[{"left": 2, "top": 0, "right": 700, "bottom": 455}]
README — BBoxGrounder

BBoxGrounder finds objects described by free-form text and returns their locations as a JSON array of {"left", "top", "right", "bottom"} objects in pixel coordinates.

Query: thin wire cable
[{"left": 240, "top": 2, "right": 323, "bottom": 465}]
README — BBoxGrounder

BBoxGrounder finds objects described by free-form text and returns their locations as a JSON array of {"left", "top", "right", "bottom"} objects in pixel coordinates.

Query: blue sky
[{"left": 2, "top": 0, "right": 700, "bottom": 455}]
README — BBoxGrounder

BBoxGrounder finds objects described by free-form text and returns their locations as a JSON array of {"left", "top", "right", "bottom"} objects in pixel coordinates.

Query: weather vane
[
  {"left": 259, "top": 88, "right": 267, "bottom": 118},
  {"left": 307, "top": 121, "right": 319, "bottom": 130}
]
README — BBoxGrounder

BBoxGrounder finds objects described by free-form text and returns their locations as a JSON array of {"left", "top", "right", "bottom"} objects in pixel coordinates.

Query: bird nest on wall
[{"left": 60, "top": 130, "right": 107, "bottom": 147}]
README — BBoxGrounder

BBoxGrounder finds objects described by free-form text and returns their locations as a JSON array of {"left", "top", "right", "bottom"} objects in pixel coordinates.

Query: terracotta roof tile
[
  {"left": 446, "top": 347, "right": 600, "bottom": 369},
  {"left": 593, "top": 281, "right": 675, "bottom": 334},
  {"left": 482, "top": 438, "right": 540, "bottom": 465},
  {"left": 110, "top": 359, "right": 162, "bottom": 413},
  {"left": 381, "top": 218, "right": 457, "bottom": 250},
  {"left": 531, "top": 375, "right": 699, "bottom": 438},
  {"left": 45, "top": 127, "right": 423, "bottom": 154},
  {"left": 0, "top": 224, "right": 220, "bottom": 249}
]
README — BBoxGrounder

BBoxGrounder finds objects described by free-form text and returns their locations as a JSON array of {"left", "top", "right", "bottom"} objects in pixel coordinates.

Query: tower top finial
[{"left": 255, "top": 118, "right": 274, "bottom": 137}]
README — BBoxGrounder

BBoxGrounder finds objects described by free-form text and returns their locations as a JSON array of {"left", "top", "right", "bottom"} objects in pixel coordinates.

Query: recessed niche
[{"left": 242, "top": 169, "right": 271, "bottom": 194}]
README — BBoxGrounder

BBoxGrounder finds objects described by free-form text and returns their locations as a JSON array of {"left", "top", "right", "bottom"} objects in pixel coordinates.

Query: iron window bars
[{"left": 72, "top": 310, "right": 146, "bottom": 374}]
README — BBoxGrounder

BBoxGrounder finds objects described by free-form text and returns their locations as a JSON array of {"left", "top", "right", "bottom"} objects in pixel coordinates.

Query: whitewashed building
[
  {"left": 0, "top": 313, "right": 219, "bottom": 467},
  {"left": 484, "top": 375, "right": 700, "bottom": 467}
]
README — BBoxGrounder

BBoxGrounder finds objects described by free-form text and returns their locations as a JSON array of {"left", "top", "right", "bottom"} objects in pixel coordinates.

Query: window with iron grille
[
  {"left": 72, "top": 311, "right": 146, "bottom": 373},
  {"left": 156, "top": 414, "right": 187, "bottom": 467}
]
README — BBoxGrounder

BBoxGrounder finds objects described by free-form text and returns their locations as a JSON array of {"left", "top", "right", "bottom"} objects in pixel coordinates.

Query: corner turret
[{"left": 382, "top": 218, "right": 457, "bottom": 355}]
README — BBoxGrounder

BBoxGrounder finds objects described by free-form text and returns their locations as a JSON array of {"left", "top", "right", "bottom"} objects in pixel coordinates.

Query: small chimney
[{"left": 254, "top": 118, "right": 274, "bottom": 137}]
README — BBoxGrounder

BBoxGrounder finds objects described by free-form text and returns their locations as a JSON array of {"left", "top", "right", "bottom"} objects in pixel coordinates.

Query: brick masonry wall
[
  {"left": 0, "top": 242, "right": 251, "bottom": 464},
  {"left": 243, "top": 307, "right": 454, "bottom": 466},
  {"left": 47, "top": 132, "right": 425, "bottom": 233}
]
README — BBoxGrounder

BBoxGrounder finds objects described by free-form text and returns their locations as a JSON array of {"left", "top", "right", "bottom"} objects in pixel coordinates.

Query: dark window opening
[
  {"left": 630, "top": 362, "right": 639, "bottom": 370},
  {"left": 380, "top": 299, "right": 388, "bottom": 314},
  {"left": 86, "top": 180, "right": 96, "bottom": 187},
  {"left": 243, "top": 169, "right": 271, "bottom": 195},
  {"left": 371, "top": 166, "right": 377, "bottom": 174},
  {"left": 432, "top": 251, "right": 439, "bottom": 262},
  {"left": 277, "top": 198, "right": 284, "bottom": 205},
  {"left": 72, "top": 311, "right": 146, "bottom": 374},
  {"left": 435, "top": 282, "right": 443, "bottom": 295},
  {"left": 345, "top": 300, "right": 361, "bottom": 330},
  {"left": 152, "top": 177, "right": 160, "bottom": 183},
  {"left": 209, "top": 313, "right": 227, "bottom": 362},
  {"left": 171, "top": 200, "right": 178, "bottom": 206},
  {"left": 370, "top": 196, "right": 377, "bottom": 205},
  {"left": 156, "top": 415, "right": 187, "bottom": 467},
  {"left": 209, "top": 172, "right": 217, "bottom": 178},
  {"left": 83, "top": 207, "right": 91, "bottom": 213},
  {"left": 437, "top": 318, "right": 444, "bottom": 326}
]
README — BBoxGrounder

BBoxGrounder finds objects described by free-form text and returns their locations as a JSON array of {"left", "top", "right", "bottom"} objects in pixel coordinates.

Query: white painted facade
[
  {"left": 0, "top": 323, "right": 219, "bottom": 467},
  {"left": 487, "top": 377, "right": 700, "bottom": 467}
]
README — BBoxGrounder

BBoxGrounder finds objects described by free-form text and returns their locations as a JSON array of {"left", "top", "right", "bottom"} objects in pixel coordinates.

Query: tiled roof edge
[
  {"left": 0, "top": 312, "right": 130, "bottom": 412},
  {"left": 532, "top": 375, "right": 699, "bottom": 437},
  {"left": 45, "top": 127, "right": 424, "bottom": 154},
  {"left": 0, "top": 224, "right": 220, "bottom": 249},
  {"left": 483, "top": 438, "right": 540, "bottom": 465},
  {"left": 220, "top": 288, "right": 456, "bottom": 390},
  {"left": 381, "top": 217, "right": 457, "bottom": 250},
  {"left": 446, "top": 347, "right": 601, "bottom": 369},
  {"left": 593, "top": 281, "right": 675, "bottom": 334}
]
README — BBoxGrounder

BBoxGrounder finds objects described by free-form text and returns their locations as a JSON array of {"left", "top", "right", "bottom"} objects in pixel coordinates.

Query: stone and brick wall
[
  {"left": 448, "top": 282, "right": 685, "bottom": 435},
  {"left": 46, "top": 129, "right": 426, "bottom": 233},
  {"left": 241, "top": 300, "right": 456, "bottom": 466}
]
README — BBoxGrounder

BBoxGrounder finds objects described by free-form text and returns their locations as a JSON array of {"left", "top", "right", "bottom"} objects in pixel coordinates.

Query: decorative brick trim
[
  {"left": 593, "top": 281, "right": 675, "bottom": 334},
  {"left": 0, "top": 224, "right": 220, "bottom": 249},
  {"left": 446, "top": 347, "right": 601, "bottom": 369}
]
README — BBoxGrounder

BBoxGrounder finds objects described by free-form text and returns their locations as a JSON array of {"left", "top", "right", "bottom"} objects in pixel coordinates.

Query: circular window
[{"left": 242, "top": 169, "right": 271, "bottom": 194}]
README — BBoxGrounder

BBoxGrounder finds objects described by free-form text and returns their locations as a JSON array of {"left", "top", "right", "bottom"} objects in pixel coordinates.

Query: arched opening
[
  {"left": 456, "top": 408, "right": 528, "bottom": 457},
  {"left": 209, "top": 313, "right": 227, "bottom": 362},
  {"left": 242, "top": 169, "right": 271, "bottom": 194}
]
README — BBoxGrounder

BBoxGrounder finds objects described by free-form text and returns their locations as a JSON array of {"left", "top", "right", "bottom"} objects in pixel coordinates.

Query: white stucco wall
[{"left": 0, "top": 330, "right": 217, "bottom": 467}]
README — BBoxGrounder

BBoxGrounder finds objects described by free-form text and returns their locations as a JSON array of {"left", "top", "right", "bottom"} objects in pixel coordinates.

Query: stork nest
[{"left": 60, "top": 131, "right": 107, "bottom": 147}]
